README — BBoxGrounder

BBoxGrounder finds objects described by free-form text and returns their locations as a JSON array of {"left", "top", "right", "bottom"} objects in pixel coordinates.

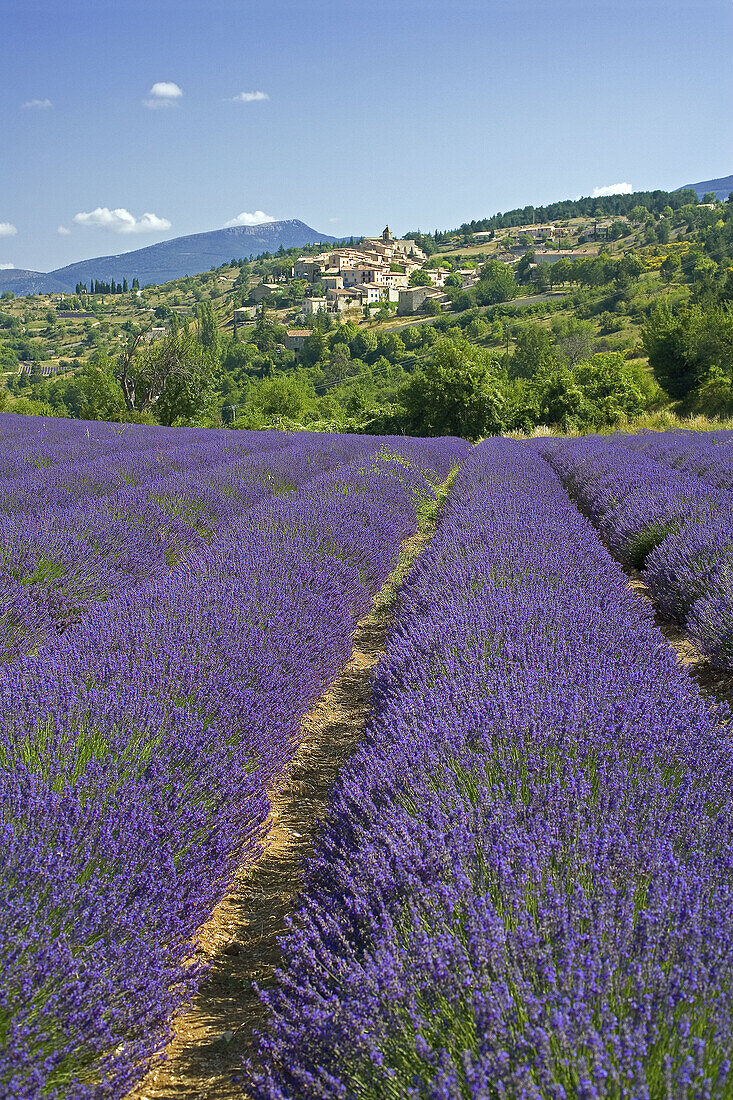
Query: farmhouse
[
  {"left": 383, "top": 270, "right": 409, "bottom": 290},
  {"left": 293, "top": 258, "right": 325, "bottom": 280},
  {"left": 355, "top": 283, "right": 383, "bottom": 305},
  {"left": 284, "top": 329, "right": 310, "bottom": 360},
  {"left": 342, "top": 265, "right": 387, "bottom": 287},
  {"left": 251, "top": 282, "right": 280, "bottom": 303},
  {"left": 233, "top": 306, "right": 257, "bottom": 322},
  {"left": 397, "top": 286, "right": 445, "bottom": 315}
]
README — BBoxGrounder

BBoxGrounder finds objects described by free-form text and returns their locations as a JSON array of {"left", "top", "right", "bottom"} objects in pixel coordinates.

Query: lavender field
[{"left": 2, "top": 414, "right": 733, "bottom": 1099}]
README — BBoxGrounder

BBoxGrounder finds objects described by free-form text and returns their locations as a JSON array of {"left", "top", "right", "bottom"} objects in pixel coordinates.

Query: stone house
[
  {"left": 397, "top": 286, "right": 448, "bottom": 315},
  {"left": 251, "top": 282, "right": 279, "bottom": 303},
  {"left": 301, "top": 296, "right": 329, "bottom": 316},
  {"left": 293, "top": 257, "right": 326, "bottom": 281},
  {"left": 322, "top": 275, "right": 344, "bottom": 290},
  {"left": 326, "top": 287, "right": 363, "bottom": 314},
  {"left": 356, "top": 283, "right": 384, "bottom": 306},
  {"left": 284, "top": 329, "right": 310, "bottom": 360}
]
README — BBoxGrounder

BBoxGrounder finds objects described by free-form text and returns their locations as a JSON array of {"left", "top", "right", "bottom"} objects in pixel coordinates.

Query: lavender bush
[
  {"left": 0, "top": 413, "right": 468, "bottom": 1098},
  {"left": 616, "top": 429, "right": 733, "bottom": 492},
  {"left": 253, "top": 440, "right": 733, "bottom": 1099},
  {"left": 536, "top": 434, "right": 733, "bottom": 669}
]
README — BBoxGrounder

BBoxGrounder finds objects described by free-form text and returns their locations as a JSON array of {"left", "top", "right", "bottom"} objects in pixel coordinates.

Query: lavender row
[
  {"left": 253, "top": 440, "right": 733, "bottom": 1099},
  {"left": 0, "top": 434, "right": 467, "bottom": 1099},
  {"left": 535, "top": 435, "right": 733, "bottom": 668},
  {"left": 0, "top": 443, "right": 328, "bottom": 660},
  {"left": 0, "top": 423, "right": 297, "bottom": 513},
  {"left": 1, "top": 429, "right": 440, "bottom": 661},
  {"left": 614, "top": 428, "right": 733, "bottom": 493},
  {"left": 0, "top": 413, "right": 292, "bottom": 487}
]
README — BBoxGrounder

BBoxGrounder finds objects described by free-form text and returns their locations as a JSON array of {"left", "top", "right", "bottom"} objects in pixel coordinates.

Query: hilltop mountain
[
  {"left": 0, "top": 268, "right": 69, "bottom": 295},
  {"left": 0, "top": 220, "right": 343, "bottom": 296},
  {"left": 681, "top": 174, "right": 733, "bottom": 202}
]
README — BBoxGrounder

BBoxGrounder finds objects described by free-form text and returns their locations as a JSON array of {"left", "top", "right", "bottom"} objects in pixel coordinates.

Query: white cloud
[
  {"left": 0, "top": 223, "right": 18, "bottom": 237},
  {"left": 57, "top": 225, "right": 71, "bottom": 235},
  {"left": 72, "top": 207, "right": 172, "bottom": 234},
  {"left": 224, "top": 210, "right": 276, "bottom": 227},
  {"left": 143, "top": 82, "right": 183, "bottom": 109},
  {"left": 22, "top": 98, "right": 52, "bottom": 109},
  {"left": 227, "top": 90, "right": 269, "bottom": 103},
  {"left": 591, "top": 182, "right": 633, "bottom": 198},
  {"left": 329, "top": 217, "right": 339, "bottom": 223},
  {"left": 0, "top": 263, "right": 15, "bottom": 270}
]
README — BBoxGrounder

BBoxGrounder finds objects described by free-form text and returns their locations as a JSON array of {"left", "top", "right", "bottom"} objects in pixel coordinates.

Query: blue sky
[{"left": 1, "top": 0, "right": 731, "bottom": 272}]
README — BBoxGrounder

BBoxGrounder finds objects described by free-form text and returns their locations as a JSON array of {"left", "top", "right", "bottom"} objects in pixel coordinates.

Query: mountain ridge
[
  {"left": 0, "top": 220, "right": 344, "bottom": 296},
  {"left": 680, "top": 174, "right": 733, "bottom": 201}
]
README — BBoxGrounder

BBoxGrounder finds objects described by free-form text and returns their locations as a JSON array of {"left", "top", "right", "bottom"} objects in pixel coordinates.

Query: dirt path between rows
[
  {"left": 627, "top": 569, "right": 733, "bottom": 711},
  {"left": 545, "top": 465, "right": 733, "bottom": 711},
  {"left": 129, "top": 485, "right": 451, "bottom": 1100}
]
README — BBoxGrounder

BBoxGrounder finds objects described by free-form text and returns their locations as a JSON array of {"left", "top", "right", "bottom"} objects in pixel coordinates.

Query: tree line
[{"left": 75, "top": 278, "right": 140, "bottom": 295}]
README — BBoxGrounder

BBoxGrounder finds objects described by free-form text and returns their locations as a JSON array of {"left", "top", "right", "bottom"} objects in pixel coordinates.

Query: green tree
[
  {"left": 515, "top": 251, "right": 535, "bottom": 283},
  {"left": 551, "top": 257, "right": 574, "bottom": 286},
  {"left": 553, "top": 317, "right": 594, "bottom": 365},
  {"left": 509, "top": 325, "right": 558, "bottom": 379},
  {"left": 451, "top": 289, "right": 476, "bottom": 312},
  {"left": 630, "top": 205, "right": 652, "bottom": 225},
  {"left": 657, "top": 219, "right": 671, "bottom": 245},
  {"left": 642, "top": 303, "right": 733, "bottom": 401},
  {"left": 9, "top": 396, "right": 55, "bottom": 416},
  {"left": 350, "top": 328, "right": 378, "bottom": 359},
  {"left": 377, "top": 332, "right": 406, "bottom": 363},
  {"left": 64, "top": 359, "right": 125, "bottom": 421},
  {"left": 530, "top": 264, "right": 551, "bottom": 293},
  {"left": 476, "top": 259, "right": 517, "bottom": 305},
  {"left": 326, "top": 342, "right": 351, "bottom": 383},
  {"left": 408, "top": 269, "right": 432, "bottom": 286},
  {"left": 247, "top": 372, "right": 317, "bottom": 422},
  {"left": 660, "top": 253, "right": 681, "bottom": 284},
  {"left": 537, "top": 368, "right": 589, "bottom": 430},
  {"left": 686, "top": 366, "right": 733, "bottom": 417},
  {"left": 572, "top": 352, "right": 647, "bottom": 426},
  {"left": 467, "top": 316, "right": 489, "bottom": 341},
  {"left": 196, "top": 299, "right": 221, "bottom": 359},
  {"left": 0, "top": 342, "right": 18, "bottom": 370},
  {"left": 300, "top": 330, "right": 326, "bottom": 368},
  {"left": 117, "top": 326, "right": 216, "bottom": 421},
  {"left": 618, "top": 251, "right": 645, "bottom": 281},
  {"left": 399, "top": 338, "right": 505, "bottom": 440}
]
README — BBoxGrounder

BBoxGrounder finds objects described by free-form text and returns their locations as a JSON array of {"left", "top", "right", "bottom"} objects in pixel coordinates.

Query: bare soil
[
  {"left": 129, "top": 519, "right": 439, "bottom": 1100},
  {"left": 557, "top": 477, "right": 733, "bottom": 710},
  {"left": 628, "top": 569, "right": 733, "bottom": 711}
]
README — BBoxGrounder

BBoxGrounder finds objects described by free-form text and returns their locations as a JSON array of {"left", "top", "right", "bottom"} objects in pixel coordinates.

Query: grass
[
  {"left": 372, "top": 463, "right": 461, "bottom": 617},
  {"left": 503, "top": 410, "right": 733, "bottom": 441}
]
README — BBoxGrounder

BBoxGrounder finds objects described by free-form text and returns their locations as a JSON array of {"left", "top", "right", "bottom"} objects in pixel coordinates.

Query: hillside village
[
  {"left": 1, "top": 185, "right": 731, "bottom": 436},
  {"left": 249, "top": 218, "right": 623, "bottom": 326}
]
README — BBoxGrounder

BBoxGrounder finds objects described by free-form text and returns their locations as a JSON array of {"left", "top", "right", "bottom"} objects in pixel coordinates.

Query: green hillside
[{"left": 1, "top": 186, "right": 731, "bottom": 437}]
